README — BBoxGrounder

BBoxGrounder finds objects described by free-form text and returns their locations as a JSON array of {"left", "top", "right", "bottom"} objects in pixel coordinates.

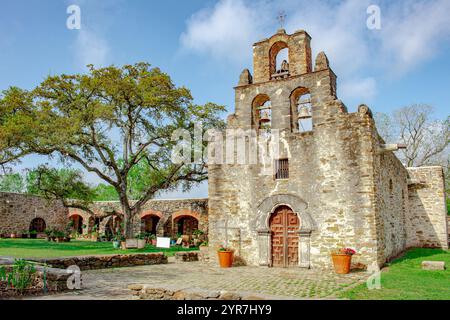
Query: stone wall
[
  {"left": 31, "top": 253, "right": 168, "bottom": 270},
  {"left": 0, "top": 257, "right": 76, "bottom": 298},
  {"left": 0, "top": 192, "right": 68, "bottom": 235},
  {"left": 406, "top": 167, "right": 448, "bottom": 249},
  {"left": 372, "top": 147, "right": 410, "bottom": 265}
]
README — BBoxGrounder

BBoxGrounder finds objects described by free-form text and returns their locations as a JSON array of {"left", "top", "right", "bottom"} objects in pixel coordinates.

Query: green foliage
[
  {"left": 0, "top": 62, "right": 226, "bottom": 236},
  {"left": 0, "top": 259, "right": 36, "bottom": 293},
  {"left": 26, "top": 166, "right": 95, "bottom": 210},
  {"left": 0, "top": 87, "right": 34, "bottom": 166},
  {"left": 93, "top": 184, "right": 119, "bottom": 201},
  {"left": 447, "top": 198, "right": 450, "bottom": 216},
  {"left": 0, "top": 173, "right": 25, "bottom": 193}
]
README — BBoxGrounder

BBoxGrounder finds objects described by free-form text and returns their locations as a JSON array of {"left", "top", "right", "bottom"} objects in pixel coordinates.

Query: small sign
[{"left": 156, "top": 237, "right": 171, "bottom": 249}]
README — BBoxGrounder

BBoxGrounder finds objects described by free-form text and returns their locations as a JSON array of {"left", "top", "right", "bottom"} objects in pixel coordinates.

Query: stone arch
[
  {"left": 255, "top": 194, "right": 314, "bottom": 268},
  {"left": 140, "top": 210, "right": 163, "bottom": 235},
  {"left": 68, "top": 209, "right": 92, "bottom": 235},
  {"left": 290, "top": 87, "right": 312, "bottom": 133},
  {"left": 255, "top": 194, "right": 313, "bottom": 232},
  {"left": 29, "top": 217, "right": 46, "bottom": 233},
  {"left": 252, "top": 94, "right": 271, "bottom": 131},
  {"left": 171, "top": 209, "right": 200, "bottom": 237},
  {"left": 269, "top": 41, "right": 289, "bottom": 75},
  {"left": 140, "top": 210, "right": 163, "bottom": 219}
]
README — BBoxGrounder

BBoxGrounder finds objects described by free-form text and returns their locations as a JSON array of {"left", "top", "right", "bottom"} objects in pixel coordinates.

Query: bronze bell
[{"left": 259, "top": 111, "right": 271, "bottom": 123}]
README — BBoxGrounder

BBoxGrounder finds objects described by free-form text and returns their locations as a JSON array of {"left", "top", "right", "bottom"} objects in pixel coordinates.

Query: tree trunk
[{"left": 121, "top": 203, "right": 135, "bottom": 239}]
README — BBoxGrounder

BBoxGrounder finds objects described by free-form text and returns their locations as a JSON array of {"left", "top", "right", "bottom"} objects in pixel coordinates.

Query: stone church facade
[{"left": 207, "top": 29, "right": 449, "bottom": 270}]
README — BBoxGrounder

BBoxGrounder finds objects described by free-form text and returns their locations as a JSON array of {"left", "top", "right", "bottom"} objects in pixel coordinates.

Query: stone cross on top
[{"left": 277, "top": 11, "right": 287, "bottom": 29}]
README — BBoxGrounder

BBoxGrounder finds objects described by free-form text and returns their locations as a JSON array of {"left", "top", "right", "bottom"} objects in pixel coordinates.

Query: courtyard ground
[
  {"left": 27, "top": 260, "right": 369, "bottom": 300},
  {"left": 2, "top": 243, "right": 448, "bottom": 300},
  {"left": 0, "top": 239, "right": 198, "bottom": 258}
]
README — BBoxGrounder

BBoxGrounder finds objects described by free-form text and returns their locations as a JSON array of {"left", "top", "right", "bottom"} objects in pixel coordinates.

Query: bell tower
[
  {"left": 232, "top": 29, "right": 340, "bottom": 133},
  {"left": 252, "top": 29, "right": 312, "bottom": 83}
]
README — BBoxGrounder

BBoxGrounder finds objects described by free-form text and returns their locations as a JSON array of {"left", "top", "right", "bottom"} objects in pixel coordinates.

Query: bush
[
  {"left": 447, "top": 198, "right": 450, "bottom": 216},
  {"left": 0, "top": 259, "right": 37, "bottom": 294}
]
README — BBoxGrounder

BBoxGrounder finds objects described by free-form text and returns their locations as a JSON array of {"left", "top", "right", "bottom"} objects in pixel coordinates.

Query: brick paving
[{"left": 26, "top": 259, "right": 370, "bottom": 300}]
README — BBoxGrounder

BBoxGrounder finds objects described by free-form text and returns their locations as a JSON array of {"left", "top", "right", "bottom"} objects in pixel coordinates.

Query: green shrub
[
  {"left": 0, "top": 259, "right": 36, "bottom": 293},
  {"left": 447, "top": 198, "right": 450, "bottom": 216}
]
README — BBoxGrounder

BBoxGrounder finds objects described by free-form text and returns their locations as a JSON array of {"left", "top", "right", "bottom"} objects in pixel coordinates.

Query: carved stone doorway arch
[{"left": 255, "top": 194, "right": 314, "bottom": 268}]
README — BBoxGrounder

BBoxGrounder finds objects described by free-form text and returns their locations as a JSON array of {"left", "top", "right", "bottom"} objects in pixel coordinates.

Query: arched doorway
[
  {"left": 269, "top": 205, "right": 300, "bottom": 268},
  {"left": 29, "top": 218, "right": 46, "bottom": 233},
  {"left": 141, "top": 215, "right": 160, "bottom": 235},
  {"left": 174, "top": 216, "right": 199, "bottom": 236},
  {"left": 70, "top": 215, "right": 84, "bottom": 234}
]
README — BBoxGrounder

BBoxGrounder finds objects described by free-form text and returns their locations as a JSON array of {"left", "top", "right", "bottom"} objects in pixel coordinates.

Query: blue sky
[{"left": 1, "top": 0, "right": 449, "bottom": 198}]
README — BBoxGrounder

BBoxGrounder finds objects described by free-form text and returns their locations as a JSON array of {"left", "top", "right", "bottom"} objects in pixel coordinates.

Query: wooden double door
[{"left": 269, "top": 206, "right": 300, "bottom": 268}]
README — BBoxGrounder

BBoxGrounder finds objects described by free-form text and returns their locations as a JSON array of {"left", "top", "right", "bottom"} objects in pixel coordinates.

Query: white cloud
[
  {"left": 340, "top": 77, "right": 377, "bottom": 102},
  {"left": 379, "top": 0, "right": 450, "bottom": 75},
  {"left": 180, "top": 0, "right": 450, "bottom": 102},
  {"left": 74, "top": 28, "right": 110, "bottom": 69},
  {"left": 180, "top": 0, "right": 265, "bottom": 63}
]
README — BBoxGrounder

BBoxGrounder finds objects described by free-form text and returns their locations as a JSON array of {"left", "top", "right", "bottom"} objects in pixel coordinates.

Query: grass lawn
[
  {"left": 0, "top": 239, "right": 198, "bottom": 258},
  {"left": 340, "top": 248, "right": 450, "bottom": 300}
]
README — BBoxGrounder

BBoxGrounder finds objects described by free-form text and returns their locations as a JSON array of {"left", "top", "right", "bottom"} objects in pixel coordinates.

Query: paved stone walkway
[{"left": 24, "top": 259, "right": 370, "bottom": 300}]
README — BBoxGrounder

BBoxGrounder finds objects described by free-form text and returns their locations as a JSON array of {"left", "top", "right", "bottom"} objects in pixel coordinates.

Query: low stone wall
[
  {"left": 407, "top": 167, "right": 449, "bottom": 249},
  {"left": 31, "top": 253, "right": 168, "bottom": 270},
  {"left": 0, "top": 258, "right": 75, "bottom": 298},
  {"left": 174, "top": 251, "right": 199, "bottom": 262},
  {"left": 129, "top": 285, "right": 264, "bottom": 300}
]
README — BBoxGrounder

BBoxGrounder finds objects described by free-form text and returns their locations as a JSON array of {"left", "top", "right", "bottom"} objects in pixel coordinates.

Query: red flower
[{"left": 340, "top": 248, "right": 356, "bottom": 255}]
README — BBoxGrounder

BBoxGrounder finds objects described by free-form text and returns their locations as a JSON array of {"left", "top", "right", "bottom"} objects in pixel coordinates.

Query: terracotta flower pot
[
  {"left": 137, "top": 239, "right": 146, "bottom": 249},
  {"left": 331, "top": 254, "right": 352, "bottom": 274},
  {"left": 217, "top": 251, "right": 234, "bottom": 268}
]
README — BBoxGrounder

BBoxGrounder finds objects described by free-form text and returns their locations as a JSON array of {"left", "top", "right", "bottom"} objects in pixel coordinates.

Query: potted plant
[
  {"left": 148, "top": 234, "right": 157, "bottom": 246},
  {"left": 29, "top": 230, "right": 38, "bottom": 239},
  {"left": 63, "top": 231, "right": 71, "bottom": 242},
  {"left": 136, "top": 233, "right": 147, "bottom": 249},
  {"left": 91, "top": 225, "right": 99, "bottom": 242},
  {"left": 217, "top": 245, "right": 234, "bottom": 268},
  {"left": 331, "top": 248, "right": 356, "bottom": 274},
  {"left": 192, "top": 229, "right": 204, "bottom": 239},
  {"left": 54, "top": 230, "right": 65, "bottom": 243},
  {"left": 112, "top": 234, "right": 122, "bottom": 249},
  {"left": 200, "top": 241, "right": 208, "bottom": 252}
]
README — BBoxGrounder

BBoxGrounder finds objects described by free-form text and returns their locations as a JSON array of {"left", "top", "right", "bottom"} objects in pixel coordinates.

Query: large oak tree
[{"left": 1, "top": 63, "right": 225, "bottom": 237}]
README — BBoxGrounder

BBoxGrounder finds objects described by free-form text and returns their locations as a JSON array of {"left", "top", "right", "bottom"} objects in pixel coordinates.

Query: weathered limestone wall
[
  {"left": 0, "top": 192, "right": 68, "bottom": 234},
  {"left": 406, "top": 167, "right": 448, "bottom": 249},
  {"left": 253, "top": 29, "right": 312, "bottom": 83},
  {"left": 209, "top": 105, "right": 382, "bottom": 269},
  {"left": 372, "top": 148, "right": 410, "bottom": 265}
]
